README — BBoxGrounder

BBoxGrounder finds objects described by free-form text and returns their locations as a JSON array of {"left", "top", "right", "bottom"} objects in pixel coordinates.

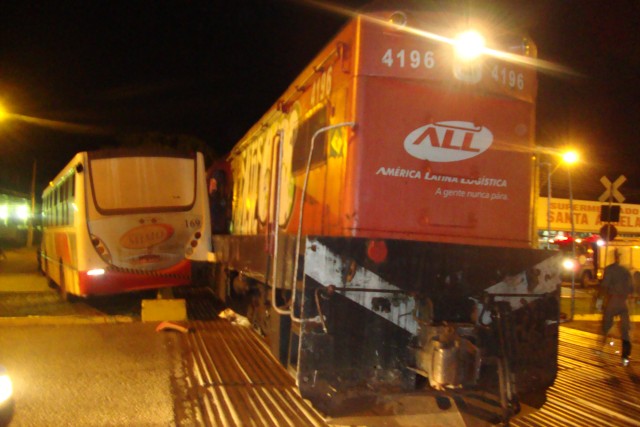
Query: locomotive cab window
[{"left": 292, "top": 106, "right": 329, "bottom": 173}]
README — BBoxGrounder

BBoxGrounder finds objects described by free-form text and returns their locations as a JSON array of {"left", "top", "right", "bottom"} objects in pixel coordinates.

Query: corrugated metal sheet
[
  {"left": 181, "top": 319, "right": 327, "bottom": 427},
  {"left": 511, "top": 327, "right": 640, "bottom": 427}
]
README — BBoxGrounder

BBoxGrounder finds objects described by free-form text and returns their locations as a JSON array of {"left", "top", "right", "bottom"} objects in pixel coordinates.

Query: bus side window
[
  {"left": 67, "top": 176, "right": 74, "bottom": 225},
  {"left": 62, "top": 179, "right": 68, "bottom": 225},
  {"left": 54, "top": 187, "right": 59, "bottom": 227},
  {"left": 42, "top": 195, "right": 47, "bottom": 227},
  {"left": 48, "top": 194, "right": 52, "bottom": 227}
]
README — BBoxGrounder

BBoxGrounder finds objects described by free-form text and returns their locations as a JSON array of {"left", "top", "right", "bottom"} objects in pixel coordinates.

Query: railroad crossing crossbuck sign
[{"left": 599, "top": 175, "right": 626, "bottom": 203}]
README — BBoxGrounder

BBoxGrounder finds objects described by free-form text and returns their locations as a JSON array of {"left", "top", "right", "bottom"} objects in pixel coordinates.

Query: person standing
[{"left": 600, "top": 249, "right": 634, "bottom": 366}]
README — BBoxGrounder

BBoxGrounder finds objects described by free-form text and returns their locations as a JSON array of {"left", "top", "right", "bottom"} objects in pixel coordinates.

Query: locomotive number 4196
[
  {"left": 381, "top": 48, "right": 436, "bottom": 69},
  {"left": 491, "top": 64, "right": 525, "bottom": 91}
]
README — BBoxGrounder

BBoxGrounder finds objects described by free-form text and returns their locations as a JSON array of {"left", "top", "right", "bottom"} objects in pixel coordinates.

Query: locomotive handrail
[
  {"left": 284, "top": 122, "right": 356, "bottom": 323},
  {"left": 271, "top": 129, "right": 291, "bottom": 316},
  {"left": 333, "top": 287, "right": 404, "bottom": 293},
  {"left": 483, "top": 291, "right": 555, "bottom": 298}
]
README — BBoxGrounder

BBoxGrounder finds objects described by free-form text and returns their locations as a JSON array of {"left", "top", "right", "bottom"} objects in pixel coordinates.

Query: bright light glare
[
  {"left": 0, "top": 374, "right": 13, "bottom": 403},
  {"left": 0, "top": 104, "right": 7, "bottom": 122},
  {"left": 454, "top": 30, "right": 486, "bottom": 61},
  {"left": 16, "top": 204, "right": 30, "bottom": 220},
  {"left": 300, "top": 0, "right": 581, "bottom": 77},
  {"left": 0, "top": 205, "right": 7, "bottom": 220},
  {"left": 597, "top": 239, "right": 605, "bottom": 247},
  {"left": 562, "top": 150, "right": 579, "bottom": 165},
  {"left": 562, "top": 258, "right": 575, "bottom": 271},
  {"left": 87, "top": 268, "right": 105, "bottom": 276}
]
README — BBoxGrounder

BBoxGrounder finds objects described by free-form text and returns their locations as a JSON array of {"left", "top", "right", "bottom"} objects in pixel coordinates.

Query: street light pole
[
  {"left": 568, "top": 167, "right": 576, "bottom": 320},
  {"left": 541, "top": 162, "right": 553, "bottom": 249},
  {"left": 560, "top": 149, "right": 579, "bottom": 321}
]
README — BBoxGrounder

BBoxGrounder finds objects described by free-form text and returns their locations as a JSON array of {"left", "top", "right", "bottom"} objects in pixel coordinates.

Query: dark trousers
[{"left": 623, "top": 339, "right": 632, "bottom": 359}]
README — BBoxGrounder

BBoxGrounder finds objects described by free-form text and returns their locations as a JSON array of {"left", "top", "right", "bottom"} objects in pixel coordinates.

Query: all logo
[{"left": 404, "top": 121, "right": 493, "bottom": 162}]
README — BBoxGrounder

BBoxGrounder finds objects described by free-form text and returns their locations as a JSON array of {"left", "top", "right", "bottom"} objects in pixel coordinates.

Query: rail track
[{"left": 180, "top": 288, "right": 639, "bottom": 426}]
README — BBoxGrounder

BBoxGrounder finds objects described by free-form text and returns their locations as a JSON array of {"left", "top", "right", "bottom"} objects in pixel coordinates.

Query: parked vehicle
[
  {"left": 39, "top": 149, "right": 212, "bottom": 299},
  {"left": 552, "top": 234, "right": 600, "bottom": 287}
]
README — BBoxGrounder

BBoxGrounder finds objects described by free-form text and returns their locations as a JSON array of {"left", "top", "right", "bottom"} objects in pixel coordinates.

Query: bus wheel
[
  {"left": 37, "top": 250, "right": 44, "bottom": 276},
  {"left": 44, "top": 255, "right": 55, "bottom": 288},
  {"left": 226, "top": 272, "right": 251, "bottom": 315}
]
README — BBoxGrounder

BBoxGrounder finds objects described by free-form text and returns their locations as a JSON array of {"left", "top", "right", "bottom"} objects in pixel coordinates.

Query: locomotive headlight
[
  {"left": 454, "top": 30, "right": 486, "bottom": 61},
  {"left": 388, "top": 11, "right": 407, "bottom": 27}
]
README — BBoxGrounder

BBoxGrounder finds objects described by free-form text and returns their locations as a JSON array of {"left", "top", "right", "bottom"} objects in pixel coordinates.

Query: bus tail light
[
  {"left": 90, "top": 234, "right": 112, "bottom": 263},
  {"left": 186, "top": 230, "right": 203, "bottom": 255}
]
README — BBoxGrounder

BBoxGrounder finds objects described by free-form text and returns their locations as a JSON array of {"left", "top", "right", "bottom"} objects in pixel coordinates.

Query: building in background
[
  {"left": 537, "top": 197, "right": 640, "bottom": 246},
  {"left": 0, "top": 189, "right": 38, "bottom": 247},
  {"left": 538, "top": 196, "right": 640, "bottom": 287}
]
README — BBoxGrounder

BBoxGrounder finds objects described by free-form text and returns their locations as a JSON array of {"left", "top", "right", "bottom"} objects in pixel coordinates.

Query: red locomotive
[{"left": 208, "top": 2, "right": 561, "bottom": 423}]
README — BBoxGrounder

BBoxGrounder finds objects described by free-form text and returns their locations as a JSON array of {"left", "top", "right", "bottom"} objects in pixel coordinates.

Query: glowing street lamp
[{"left": 562, "top": 150, "right": 579, "bottom": 166}]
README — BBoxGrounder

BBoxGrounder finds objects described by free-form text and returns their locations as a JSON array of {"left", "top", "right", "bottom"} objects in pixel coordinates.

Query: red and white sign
[
  {"left": 355, "top": 76, "right": 534, "bottom": 248},
  {"left": 404, "top": 121, "right": 493, "bottom": 162}
]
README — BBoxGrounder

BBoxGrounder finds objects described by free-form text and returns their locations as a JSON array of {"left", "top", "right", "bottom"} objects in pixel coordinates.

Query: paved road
[
  {"left": 0, "top": 322, "right": 184, "bottom": 426},
  {"left": 0, "top": 247, "right": 198, "bottom": 426}
]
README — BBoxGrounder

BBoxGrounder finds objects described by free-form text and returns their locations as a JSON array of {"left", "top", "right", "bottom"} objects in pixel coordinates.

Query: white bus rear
[{"left": 40, "top": 150, "right": 211, "bottom": 299}]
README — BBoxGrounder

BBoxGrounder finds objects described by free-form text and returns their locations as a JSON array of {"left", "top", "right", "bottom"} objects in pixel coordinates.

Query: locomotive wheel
[
  {"left": 246, "top": 284, "right": 269, "bottom": 336},
  {"left": 224, "top": 271, "right": 251, "bottom": 316}
]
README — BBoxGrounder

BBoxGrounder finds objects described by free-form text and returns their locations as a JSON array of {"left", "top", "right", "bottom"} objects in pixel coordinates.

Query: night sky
[{"left": 1, "top": 0, "right": 639, "bottom": 203}]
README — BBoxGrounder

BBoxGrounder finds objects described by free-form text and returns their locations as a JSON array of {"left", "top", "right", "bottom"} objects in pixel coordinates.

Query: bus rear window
[{"left": 89, "top": 156, "right": 196, "bottom": 213}]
